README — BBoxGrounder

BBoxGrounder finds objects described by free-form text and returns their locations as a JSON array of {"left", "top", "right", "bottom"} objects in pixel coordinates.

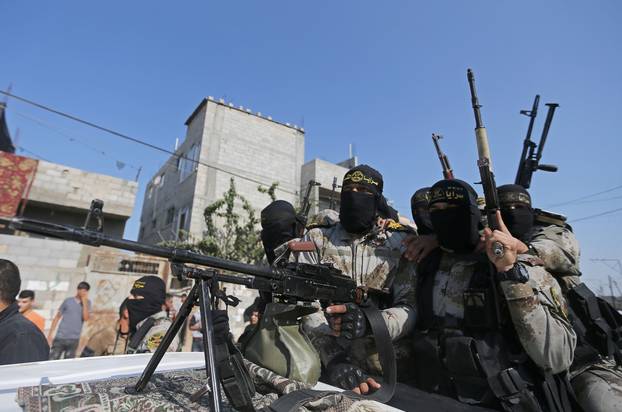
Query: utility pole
[{"left": 610, "top": 275, "right": 617, "bottom": 309}]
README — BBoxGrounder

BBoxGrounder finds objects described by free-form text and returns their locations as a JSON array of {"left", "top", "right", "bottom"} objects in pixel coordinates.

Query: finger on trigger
[{"left": 353, "top": 387, "right": 361, "bottom": 395}]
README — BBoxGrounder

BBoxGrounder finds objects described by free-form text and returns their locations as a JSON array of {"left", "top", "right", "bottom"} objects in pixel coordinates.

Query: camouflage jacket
[
  {"left": 422, "top": 252, "right": 576, "bottom": 374},
  {"left": 527, "top": 223, "right": 581, "bottom": 290},
  {"left": 295, "top": 220, "right": 417, "bottom": 341},
  {"left": 128, "top": 311, "right": 179, "bottom": 354}
]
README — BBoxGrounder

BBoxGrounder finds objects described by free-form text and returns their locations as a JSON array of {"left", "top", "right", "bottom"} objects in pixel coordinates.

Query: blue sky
[{"left": 2, "top": 1, "right": 621, "bottom": 292}]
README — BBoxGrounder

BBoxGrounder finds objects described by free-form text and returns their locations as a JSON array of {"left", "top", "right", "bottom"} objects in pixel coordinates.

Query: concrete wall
[
  {"left": 29, "top": 160, "right": 137, "bottom": 219},
  {"left": 192, "top": 100, "right": 304, "bottom": 239},
  {"left": 22, "top": 201, "right": 127, "bottom": 238},
  {"left": 0, "top": 234, "right": 168, "bottom": 339}
]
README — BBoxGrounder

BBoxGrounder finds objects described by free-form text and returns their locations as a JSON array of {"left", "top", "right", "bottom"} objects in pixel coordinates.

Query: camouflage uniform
[
  {"left": 527, "top": 223, "right": 581, "bottom": 288},
  {"left": 412, "top": 250, "right": 577, "bottom": 409},
  {"left": 294, "top": 220, "right": 417, "bottom": 375},
  {"left": 526, "top": 223, "right": 622, "bottom": 412},
  {"left": 431, "top": 252, "right": 575, "bottom": 371},
  {"left": 127, "top": 310, "right": 179, "bottom": 353}
]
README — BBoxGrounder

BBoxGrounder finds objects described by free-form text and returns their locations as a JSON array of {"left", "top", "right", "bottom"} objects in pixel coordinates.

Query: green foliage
[{"left": 166, "top": 178, "right": 278, "bottom": 264}]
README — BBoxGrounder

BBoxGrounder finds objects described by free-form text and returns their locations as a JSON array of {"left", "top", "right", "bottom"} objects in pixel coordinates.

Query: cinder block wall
[{"left": 29, "top": 160, "right": 137, "bottom": 218}]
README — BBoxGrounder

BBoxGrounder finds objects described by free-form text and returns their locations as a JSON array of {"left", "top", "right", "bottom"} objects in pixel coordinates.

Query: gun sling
[{"left": 127, "top": 317, "right": 156, "bottom": 353}]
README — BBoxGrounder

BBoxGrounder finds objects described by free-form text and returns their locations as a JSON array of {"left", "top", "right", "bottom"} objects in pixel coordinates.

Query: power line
[
  {"left": 568, "top": 195, "right": 622, "bottom": 205},
  {"left": 14, "top": 110, "right": 142, "bottom": 172},
  {"left": 0, "top": 90, "right": 298, "bottom": 195},
  {"left": 545, "top": 184, "right": 622, "bottom": 208},
  {"left": 571, "top": 207, "right": 622, "bottom": 223}
]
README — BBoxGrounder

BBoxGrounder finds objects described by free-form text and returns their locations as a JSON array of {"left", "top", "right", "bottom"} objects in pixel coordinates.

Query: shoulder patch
[{"left": 385, "top": 219, "right": 416, "bottom": 234}]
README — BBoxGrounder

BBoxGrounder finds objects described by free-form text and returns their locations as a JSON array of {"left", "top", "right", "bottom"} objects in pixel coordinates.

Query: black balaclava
[
  {"left": 339, "top": 164, "right": 383, "bottom": 234},
  {"left": 260, "top": 200, "right": 300, "bottom": 264},
  {"left": 429, "top": 179, "right": 481, "bottom": 254},
  {"left": 126, "top": 276, "right": 166, "bottom": 334},
  {"left": 410, "top": 187, "right": 434, "bottom": 235},
  {"left": 498, "top": 184, "right": 534, "bottom": 241},
  {"left": 378, "top": 195, "right": 399, "bottom": 221}
]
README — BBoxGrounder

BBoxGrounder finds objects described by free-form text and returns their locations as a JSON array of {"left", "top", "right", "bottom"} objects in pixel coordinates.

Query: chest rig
[{"left": 413, "top": 251, "right": 573, "bottom": 412}]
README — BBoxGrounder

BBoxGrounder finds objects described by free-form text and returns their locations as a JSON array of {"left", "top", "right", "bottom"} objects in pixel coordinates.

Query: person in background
[
  {"left": 177, "top": 292, "right": 190, "bottom": 351},
  {"left": 48, "top": 281, "right": 91, "bottom": 360},
  {"left": 189, "top": 309, "right": 203, "bottom": 352},
  {"left": 0, "top": 259, "right": 49, "bottom": 365},
  {"left": 164, "top": 293, "right": 176, "bottom": 319},
  {"left": 17, "top": 289, "right": 45, "bottom": 332},
  {"left": 237, "top": 307, "right": 261, "bottom": 347}
]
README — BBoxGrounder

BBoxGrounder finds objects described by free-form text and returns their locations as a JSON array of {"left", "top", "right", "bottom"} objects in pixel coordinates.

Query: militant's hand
[
  {"left": 403, "top": 234, "right": 438, "bottom": 263},
  {"left": 484, "top": 211, "right": 519, "bottom": 272},
  {"left": 327, "top": 362, "right": 381, "bottom": 394},
  {"left": 325, "top": 303, "right": 367, "bottom": 339}
]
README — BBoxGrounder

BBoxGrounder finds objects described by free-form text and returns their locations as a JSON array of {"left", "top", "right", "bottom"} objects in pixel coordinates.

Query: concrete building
[
  {"left": 0, "top": 153, "right": 153, "bottom": 346},
  {"left": 20, "top": 160, "right": 137, "bottom": 237},
  {"left": 300, "top": 157, "right": 357, "bottom": 216},
  {"left": 138, "top": 97, "right": 305, "bottom": 245}
]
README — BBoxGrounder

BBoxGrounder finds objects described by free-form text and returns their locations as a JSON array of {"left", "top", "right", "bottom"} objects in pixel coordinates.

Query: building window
[
  {"left": 151, "top": 218, "right": 157, "bottom": 229},
  {"left": 147, "top": 184, "right": 153, "bottom": 199},
  {"left": 165, "top": 207, "right": 176, "bottom": 225},
  {"left": 179, "top": 145, "right": 199, "bottom": 182},
  {"left": 177, "top": 207, "right": 189, "bottom": 240}
]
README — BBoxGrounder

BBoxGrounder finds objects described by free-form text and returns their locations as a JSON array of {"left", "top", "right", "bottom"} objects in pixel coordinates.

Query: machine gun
[
  {"left": 298, "top": 180, "right": 320, "bottom": 233},
  {"left": 431, "top": 133, "right": 455, "bottom": 179},
  {"left": 0, "top": 199, "right": 395, "bottom": 408},
  {"left": 466, "top": 69, "right": 503, "bottom": 257},
  {"left": 515, "top": 95, "right": 559, "bottom": 189}
]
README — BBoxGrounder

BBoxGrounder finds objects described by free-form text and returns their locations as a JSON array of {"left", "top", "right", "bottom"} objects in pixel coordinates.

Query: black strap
[
  {"left": 357, "top": 304, "right": 397, "bottom": 403},
  {"left": 127, "top": 317, "right": 156, "bottom": 352},
  {"left": 219, "top": 338, "right": 256, "bottom": 412}
]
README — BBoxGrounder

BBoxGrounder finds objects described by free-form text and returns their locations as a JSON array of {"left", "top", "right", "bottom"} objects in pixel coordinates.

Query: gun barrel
[
  {"left": 535, "top": 103, "right": 559, "bottom": 162},
  {"left": 1, "top": 217, "right": 274, "bottom": 279},
  {"left": 467, "top": 69, "right": 484, "bottom": 129}
]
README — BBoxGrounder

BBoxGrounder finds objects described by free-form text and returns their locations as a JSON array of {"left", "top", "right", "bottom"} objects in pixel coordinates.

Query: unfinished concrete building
[{"left": 138, "top": 97, "right": 305, "bottom": 245}]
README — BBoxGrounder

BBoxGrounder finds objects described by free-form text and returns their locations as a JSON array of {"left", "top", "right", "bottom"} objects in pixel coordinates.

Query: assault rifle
[
  {"left": 299, "top": 180, "right": 320, "bottom": 233},
  {"left": 515, "top": 95, "right": 559, "bottom": 189},
  {"left": 466, "top": 69, "right": 503, "bottom": 257},
  {"left": 0, "top": 199, "right": 395, "bottom": 407},
  {"left": 431, "top": 133, "right": 455, "bottom": 179}
]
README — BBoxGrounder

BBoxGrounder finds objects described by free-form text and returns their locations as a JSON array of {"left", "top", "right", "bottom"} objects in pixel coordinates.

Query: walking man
[{"left": 48, "top": 281, "right": 91, "bottom": 359}]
